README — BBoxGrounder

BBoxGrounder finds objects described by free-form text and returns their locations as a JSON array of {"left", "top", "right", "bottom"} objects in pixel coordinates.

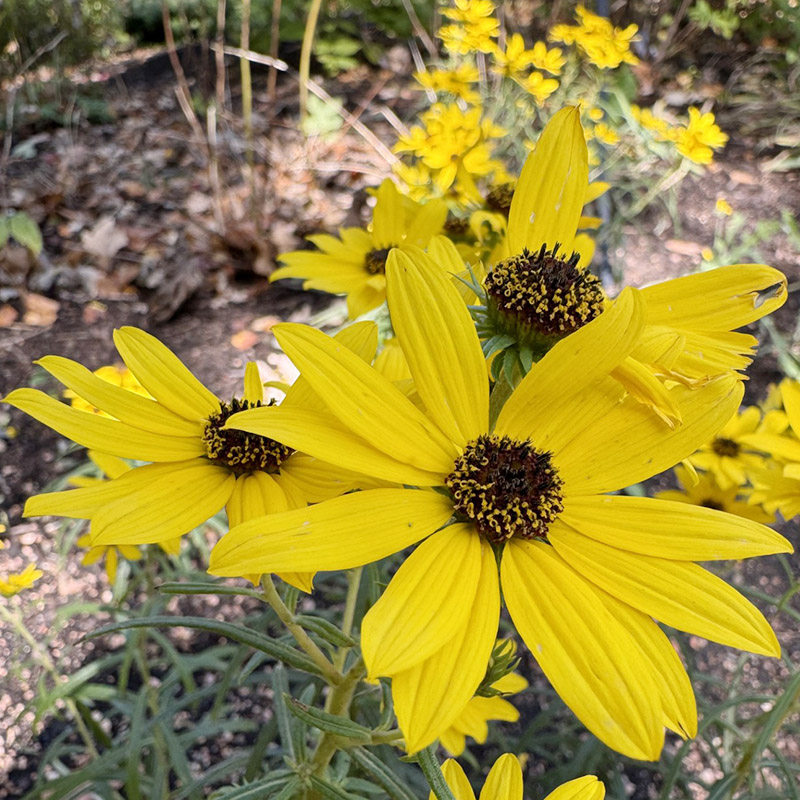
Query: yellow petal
[
  {"left": 5, "top": 389, "right": 207, "bottom": 462},
  {"left": 282, "top": 321, "right": 379, "bottom": 412},
  {"left": 595, "top": 589, "right": 696, "bottom": 739},
  {"left": 548, "top": 523, "right": 780, "bottom": 657},
  {"left": 641, "top": 264, "right": 787, "bottom": 331},
  {"left": 393, "top": 537, "right": 500, "bottom": 754},
  {"left": 362, "top": 524, "right": 482, "bottom": 676},
  {"left": 492, "top": 672, "right": 528, "bottom": 694},
  {"left": 273, "top": 323, "right": 456, "bottom": 472},
  {"left": 105, "top": 547, "right": 119, "bottom": 583},
  {"left": 544, "top": 776, "right": 605, "bottom": 800},
  {"left": 279, "top": 453, "right": 381, "bottom": 504},
  {"left": 434, "top": 760, "right": 476, "bottom": 800},
  {"left": 507, "top": 106, "right": 588, "bottom": 255},
  {"left": 480, "top": 754, "right": 523, "bottom": 800},
  {"left": 611, "top": 356, "right": 682, "bottom": 427},
  {"left": 781, "top": 380, "right": 800, "bottom": 435},
  {"left": 88, "top": 451, "right": 131, "bottom": 479},
  {"left": 494, "top": 288, "right": 645, "bottom": 444},
  {"left": 209, "top": 489, "right": 453, "bottom": 577},
  {"left": 113, "top": 327, "right": 221, "bottom": 420},
  {"left": 35, "top": 356, "right": 205, "bottom": 436},
  {"left": 227, "top": 405, "right": 444, "bottom": 486},
  {"left": 439, "top": 729, "right": 466, "bottom": 757},
  {"left": 243, "top": 362, "right": 263, "bottom": 403},
  {"left": 226, "top": 472, "right": 290, "bottom": 527},
  {"left": 386, "top": 248, "right": 489, "bottom": 447},
  {"left": 372, "top": 179, "right": 405, "bottom": 248},
  {"left": 561, "top": 495, "right": 792, "bottom": 560},
  {"left": 91, "top": 463, "right": 235, "bottom": 545},
  {"left": 24, "top": 461, "right": 193, "bottom": 519},
  {"left": 556, "top": 374, "right": 743, "bottom": 495},
  {"left": 501, "top": 540, "right": 664, "bottom": 761}
]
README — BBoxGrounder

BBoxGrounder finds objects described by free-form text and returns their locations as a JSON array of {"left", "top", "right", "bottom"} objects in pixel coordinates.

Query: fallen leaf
[
  {"left": 230, "top": 330, "right": 260, "bottom": 351},
  {"left": 22, "top": 293, "right": 59, "bottom": 326},
  {"left": 0, "top": 305, "right": 19, "bottom": 327},
  {"left": 729, "top": 170, "right": 757, "bottom": 186},
  {"left": 81, "top": 215, "right": 129, "bottom": 260},
  {"left": 250, "top": 315, "right": 280, "bottom": 333},
  {"left": 665, "top": 239, "right": 704, "bottom": 257}
]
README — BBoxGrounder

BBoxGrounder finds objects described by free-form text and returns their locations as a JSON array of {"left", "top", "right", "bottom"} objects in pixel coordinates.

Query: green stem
[
  {"left": 0, "top": 603, "right": 99, "bottom": 758},
  {"left": 299, "top": 0, "right": 323, "bottom": 123},
  {"left": 370, "top": 728, "right": 403, "bottom": 745},
  {"left": 417, "top": 744, "right": 457, "bottom": 800},
  {"left": 333, "top": 567, "right": 362, "bottom": 672},
  {"left": 260, "top": 575, "right": 344, "bottom": 685}
]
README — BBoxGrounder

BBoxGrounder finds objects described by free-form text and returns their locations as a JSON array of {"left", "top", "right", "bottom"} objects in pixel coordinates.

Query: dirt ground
[{"left": 1, "top": 45, "right": 800, "bottom": 798}]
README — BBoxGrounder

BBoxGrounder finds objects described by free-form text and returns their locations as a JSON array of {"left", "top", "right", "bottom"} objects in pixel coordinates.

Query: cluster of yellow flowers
[
  {"left": 6, "top": 110, "right": 792, "bottom": 787},
  {"left": 632, "top": 104, "right": 730, "bottom": 165},
  {"left": 550, "top": 4, "right": 640, "bottom": 69}
]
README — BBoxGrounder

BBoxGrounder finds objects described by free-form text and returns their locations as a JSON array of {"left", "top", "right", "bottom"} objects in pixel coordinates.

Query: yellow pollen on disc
[
  {"left": 364, "top": 247, "right": 393, "bottom": 275},
  {"left": 445, "top": 433, "right": 564, "bottom": 543},
  {"left": 203, "top": 398, "right": 293, "bottom": 475}
]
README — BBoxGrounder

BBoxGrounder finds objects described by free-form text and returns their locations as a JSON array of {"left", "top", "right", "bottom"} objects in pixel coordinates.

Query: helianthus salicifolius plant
[
  {"left": 271, "top": 178, "right": 447, "bottom": 319},
  {"left": 436, "top": 753, "right": 604, "bottom": 800},
  {"left": 464, "top": 107, "right": 786, "bottom": 423},
  {"left": 210, "top": 245, "right": 790, "bottom": 760},
  {"left": 4, "top": 324, "right": 381, "bottom": 592}
]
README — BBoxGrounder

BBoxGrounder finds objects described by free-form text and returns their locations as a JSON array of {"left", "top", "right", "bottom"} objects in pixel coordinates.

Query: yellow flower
[
  {"left": 518, "top": 71, "right": 559, "bottom": 106},
  {"left": 6, "top": 327, "right": 378, "bottom": 593},
  {"left": 592, "top": 122, "right": 620, "bottom": 145},
  {"left": 212, "top": 245, "right": 790, "bottom": 760},
  {"left": 701, "top": 247, "right": 714, "bottom": 261},
  {"left": 272, "top": 179, "right": 446, "bottom": 318},
  {"left": 656, "top": 464, "right": 774, "bottom": 523},
  {"left": 64, "top": 364, "right": 149, "bottom": 416},
  {"left": 716, "top": 197, "right": 733, "bottom": 216},
  {"left": 0, "top": 563, "right": 42, "bottom": 597},
  {"left": 441, "top": 0, "right": 496, "bottom": 25},
  {"left": 550, "top": 5, "right": 639, "bottom": 69},
  {"left": 491, "top": 33, "right": 536, "bottom": 80},
  {"left": 439, "top": 0, "right": 499, "bottom": 54},
  {"left": 414, "top": 65, "right": 481, "bottom": 105},
  {"left": 440, "top": 667, "right": 527, "bottom": 755},
  {"left": 675, "top": 107, "right": 729, "bottom": 165},
  {"left": 687, "top": 407, "right": 768, "bottom": 489},
  {"left": 437, "top": 754, "right": 604, "bottom": 800},
  {"left": 530, "top": 41, "right": 565, "bottom": 74}
]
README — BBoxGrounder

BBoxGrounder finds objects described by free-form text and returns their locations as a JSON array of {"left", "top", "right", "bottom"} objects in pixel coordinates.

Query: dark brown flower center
[
  {"left": 484, "top": 244, "right": 605, "bottom": 347},
  {"left": 485, "top": 183, "right": 516, "bottom": 216},
  {"left": 203, "top": 398, "right": 293, "bottom": 475},
  {"left": 700, "top": 498, "right": 725, "bottom": 511},
  {"left": 445, "top": 434, "right": 564, "bottom": 543},
  {"left": 444, "top": 214, "right": 471, "bottom": 237},
  {"left": 712, "top": 437, "right": 740, "bottom": 458},
  {"left": 364, "top": 247, "right": 392, "bottom": 275}
]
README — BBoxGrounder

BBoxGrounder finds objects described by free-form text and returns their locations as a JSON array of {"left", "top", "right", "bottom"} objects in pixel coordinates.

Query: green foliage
[
  {"left": 0, "top": 211, "right": 43, "bottom": 255},
  {"left": 688, "top": 0, "right": 740, "bottom": 39}
]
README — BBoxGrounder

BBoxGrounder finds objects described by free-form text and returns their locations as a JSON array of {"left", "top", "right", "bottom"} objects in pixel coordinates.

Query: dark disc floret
[
  {"left": 485, "top": 183, "right": 516, "bottom": 216},
  {"left": 203, "top": 398, "right": 293, "bottom": 475},
  {"left": 484, "top": 244, "right": 605, "bottom": 346},
  {"left": 445, "top": 434, "right": 564, "bottom": 544},
  {"left": 712, "top": 437, "right": 740, "bottom": 458},
  {"left": 364, "top": 247, "right": 392, "bottom": 275}
]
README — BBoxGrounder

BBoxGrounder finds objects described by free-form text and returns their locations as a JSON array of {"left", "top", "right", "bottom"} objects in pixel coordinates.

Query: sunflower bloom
[
  {"left": 437, "top": 754, "right": 604, "bottom": 800},
  {"left": 271, "top": 179, "right": 447, "bottom": 319},
  {"left": 5, "top": 325, "right": 378, "bottom": 592},
  {"left": 211, "top": 245, "right": 789, "bottom": 760}
]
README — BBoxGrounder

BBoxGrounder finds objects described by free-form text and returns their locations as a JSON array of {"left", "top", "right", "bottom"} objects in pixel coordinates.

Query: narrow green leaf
[
  {"left": 157, "top": 581, "right": 264, "bottom": 598},
  {"left": 308, "top": 774, "right": 367, "bottom": 800},
  {"left": 85, "top": 616, "right": 322, "bottom": 675},
  {"left": 349, "top": 747, "right": 418, "bottom": 800},
  {"left": 284, "top": 695, "right": 372, "bottom": 742},
  {"left": 271, "top": 665, "right": 296, "bottom": 761},
  {"left": 295, "top": 614, "right": 356, "bottom": 647},
  {"left": 126, "top": 688, "right": 148, "bottom": 800},
  {"left": 9, "top": 211, "right": 43, "bottom": 255}
]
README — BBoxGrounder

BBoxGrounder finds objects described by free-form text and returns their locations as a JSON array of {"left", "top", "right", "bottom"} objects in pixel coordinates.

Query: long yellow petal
[
  {"left": 386, "top": 248, "right": 489, "bottom": 447},
  {"left": 544, "top": 776, "right": 605, "bottom": 800},
  {"left": 393, "top": 537, "right": 500, "bottom": 754},
  {"left": 362, "top": 524, "right": 482, "bottom": 676},
  {"left": 548, "top": 523, "right": 780, "bottom": 657},
  {"left": 5, "top": 389, "right": 207, "bottom": 462},
  {"left": 561, "top": 495, "right": 792, "bottom": 561},
  {"left": 494, "top": 288, "right": 645, "bottom": 444},
  {"left": 24, "top": 461, "right": 195, "bottom": 519},
  {"left": 209, "top": 489, "right": 453, "bottom": 576},
  {"left": 227, "top": 405, "right": 444, "bottom": 486},
  {"left": 243, "top": 362, "right": 263, "bottom": 403},
  {"left": 282, "top": 321, "right": 379, "bottom": 412},
  {"left": 36, "top": 356, "right": 205, "bottom": 436},
  {"left": 480, "top": 754, "right": 523, "bottom": 800},
  {"left": 279, "top": 453, "right": 384, "bottom": 504},
  {"left": 501, "top": 540, "right": 664, "bottom": 761},
  {"left": 610, "top": 356, "right": 682, "bottom": 428},
  {"left": 434, "top": 760, "right": 476, "bottom": 800},
  {"left": 113, "top": 327, "right": 221, "bottom": 420},
  {"left": 91, "top": 463, "right": 235, "bottom": 545},
  {"left": 273, "top": 323, "right": 456, "bottom": 472},
  {"left": 641, "top": 264, "right": 787, "bottom": 331},
  {"left": 557, "top": 374, "right": 743, "bottom": 495},
  {"left": 372, "top": 179, "right": 405, "bottom": 248},
  {"left": 507, "top": 106, "right": 588, "bottom": 256}
]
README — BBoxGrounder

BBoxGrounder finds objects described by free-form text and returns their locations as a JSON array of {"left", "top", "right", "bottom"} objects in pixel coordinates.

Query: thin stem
[
  {"left": 417, "top": 744, "right": 457, "bottom": 800},
  {"left": 260, "top": 575, "right": 343, "bottom": 685},
  {"left": 370, "top": 728, "right": 403, "bottom": 745},
  {"left": 0, "top": 603, "right": 99, "bottom": 758},
  {"left": 333, "top": 567, "right": 362, "bottom": 672},
  {"left": 299, "top": 0, "right": 323, "bottom": 123}
]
